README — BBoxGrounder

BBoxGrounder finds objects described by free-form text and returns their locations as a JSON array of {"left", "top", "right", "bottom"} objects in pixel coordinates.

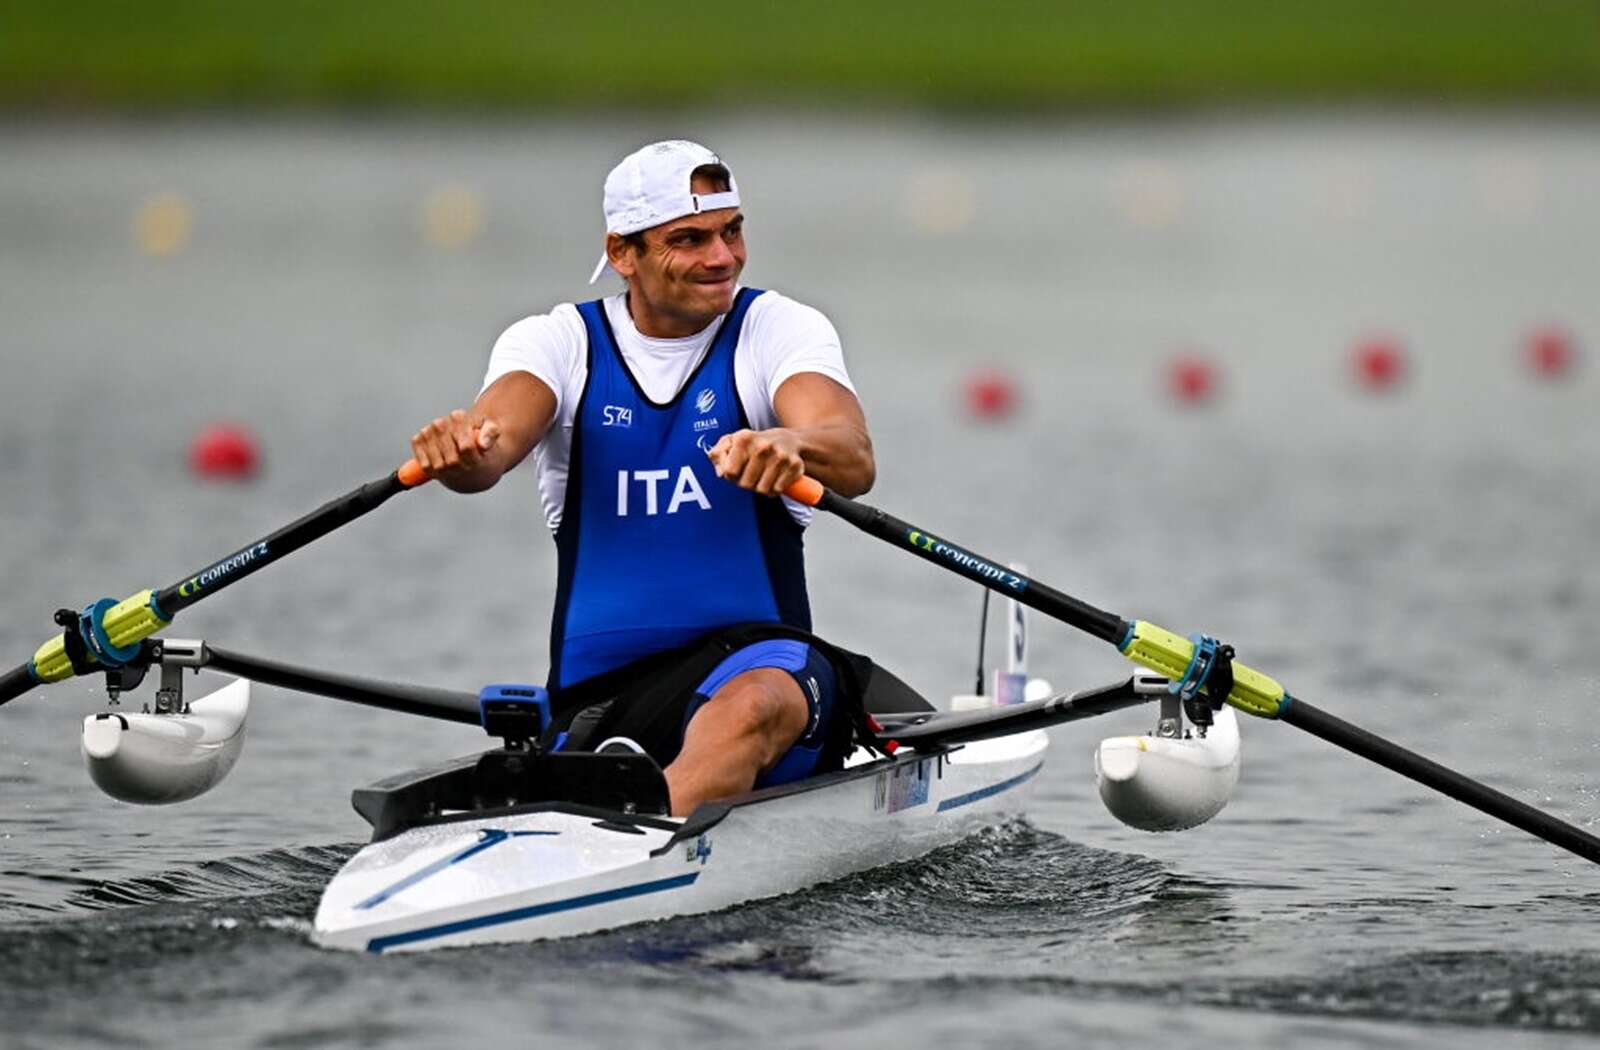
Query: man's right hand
[{"left": 410, "top": 409, "right": 503, "bottom": 492}]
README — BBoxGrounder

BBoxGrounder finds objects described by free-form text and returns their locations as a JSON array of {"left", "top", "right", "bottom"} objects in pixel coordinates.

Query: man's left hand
[{"left": 706, "top": 428, "right": 805, "bottom": 496}]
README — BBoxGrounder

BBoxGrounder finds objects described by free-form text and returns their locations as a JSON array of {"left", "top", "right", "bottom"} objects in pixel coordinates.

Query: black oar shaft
[
  {"left": 205, "top": 645, "right": 480, "bottom": 725},
  {"left": 797, "top": 480, "right": 1600, "bottom": 867},
  {"left": 0, "top": 665, "right": 32, "bottom": 705},
  {"left": 156, "top": 472, "right": 409, "bottom": 616},
  {"left": 0, "top": 462, "right": 428, "bottom": 708},
  {"left": 1283, "top": 699, "right": 1600, "bottom": 864},
  {"left": 815, "top": 490, "right": 1130, "bottom": 646}
]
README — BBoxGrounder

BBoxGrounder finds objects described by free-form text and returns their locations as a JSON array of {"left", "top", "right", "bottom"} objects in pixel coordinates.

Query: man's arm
[
  {"left": 409, "top": 372, "right": 557, "bottom": 493},
  {"left": 707, "top": 372, "right": 875, "bottom": 498}
]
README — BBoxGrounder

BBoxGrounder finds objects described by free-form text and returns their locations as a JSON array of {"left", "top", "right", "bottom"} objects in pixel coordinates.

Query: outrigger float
[{"left": 2, "top": 462, "right": 1596, "bottom": 952}]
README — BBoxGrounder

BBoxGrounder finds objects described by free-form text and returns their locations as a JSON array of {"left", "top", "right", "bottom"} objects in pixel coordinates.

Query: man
[{"left": 408, "top": 140, "right": 875, "bottom": 816}]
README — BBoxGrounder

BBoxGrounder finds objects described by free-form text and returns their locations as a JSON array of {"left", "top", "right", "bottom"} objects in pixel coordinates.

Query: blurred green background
[{"left": 5, "top": 0, "right": 1599, "bottom": 110}]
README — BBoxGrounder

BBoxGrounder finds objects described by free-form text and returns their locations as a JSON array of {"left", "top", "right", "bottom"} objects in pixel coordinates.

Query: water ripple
[{"left": 0, "top": 844, "right": 355, "bottom": 925}]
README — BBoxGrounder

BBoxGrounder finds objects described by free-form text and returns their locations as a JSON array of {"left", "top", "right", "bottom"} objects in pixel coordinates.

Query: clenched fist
[
  {"left": 410, "top": 409, "right": 502, "bottom": 487},
  {"left": 705, "top": 428, "right": 805, "bottom": 496}
]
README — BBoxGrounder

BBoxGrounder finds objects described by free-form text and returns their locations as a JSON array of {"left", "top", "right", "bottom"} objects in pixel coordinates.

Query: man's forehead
[{"left": 650, "top": 208, "right": 743, "bottom": 236}]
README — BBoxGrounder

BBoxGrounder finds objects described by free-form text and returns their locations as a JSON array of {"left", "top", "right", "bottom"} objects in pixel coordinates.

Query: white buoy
[
  {"left": 1095, "top": 703, "right": 1240, "bottom": 831},
  {"left": 81, "top": 677, "right": 249, "bottom": 804}
]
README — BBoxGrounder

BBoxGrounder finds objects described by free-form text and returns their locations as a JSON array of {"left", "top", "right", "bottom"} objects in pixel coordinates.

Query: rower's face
[{"left": 613, "top": 175, "right": 746, "bottom": 328}]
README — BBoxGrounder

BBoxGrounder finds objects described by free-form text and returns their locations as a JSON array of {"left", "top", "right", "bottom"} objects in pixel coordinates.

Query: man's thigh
[{"left": 682, "top": 640, "right": 839, "bottom": 785}]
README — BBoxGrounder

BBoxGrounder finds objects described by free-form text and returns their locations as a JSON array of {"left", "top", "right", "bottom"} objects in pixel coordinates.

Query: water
[{"left": 1, "top": 111, "right": 1599, "bottom": 1047}]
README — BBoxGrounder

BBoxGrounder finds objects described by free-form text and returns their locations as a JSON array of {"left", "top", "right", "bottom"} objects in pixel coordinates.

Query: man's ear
[{"left": 606, "top": 233, "right": 636, "bottom": 279}]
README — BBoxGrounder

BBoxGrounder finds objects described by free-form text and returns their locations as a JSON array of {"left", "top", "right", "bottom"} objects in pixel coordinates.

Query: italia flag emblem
[{"left": 695, "top": 388, "right": 716, "bottom": 414}]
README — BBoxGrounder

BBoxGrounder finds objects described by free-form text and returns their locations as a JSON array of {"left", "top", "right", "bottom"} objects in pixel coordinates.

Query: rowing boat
[
  {"left": 70, "top": 600, "right": 1223, "bottom": 952},
  {"left": 7, "top": 460, "right": 1598, "bottom": 955},
  {"left": 316, "top": 723, "right": 1051, "bottom": 953}
]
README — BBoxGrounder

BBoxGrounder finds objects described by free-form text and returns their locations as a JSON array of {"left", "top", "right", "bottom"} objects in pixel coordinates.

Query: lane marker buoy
[
  {"left": 904, "top": 169, "right": 976, "bottom": 236},
  {"left": 1526, "top": 327, "right": 1578, "bottom": 380},
  {"left": 134, "top": 193, "right": 193, "bottom": 258},
  {"left": 1112, "top": 163, "right": 1184, "bottom": 231},
  {"left": 963, "top": 368, "right": 1018, "bottom": 420},
  {"left": 1166, "top": 354, "right": 1219, "bottom": 405},
  {"left": 1353, "top": 337, "right": 1407, "bottom": 391},
  {"left": 423, "top": 186, "right": 486, "bottom": 251},
  {"left": 189, "top": 424, "right": 261, "bottom": 481}
]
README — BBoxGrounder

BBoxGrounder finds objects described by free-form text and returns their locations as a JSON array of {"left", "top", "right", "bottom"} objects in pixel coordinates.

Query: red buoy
[
  {"left": 1166, "top": 354, "right": 1219, "bottom": 405},
  {"left": 1353, "top": 337, "right": 1406, "bottom": 391},
  {"left": 1526, "top": 327, "right": 1578, "bottom": 379},
  {"left": 189, "top": 423, "right": 261, "bottom": 480},
  {"left": 963, "top": 368, "right": 1019, "bottom": 420}
]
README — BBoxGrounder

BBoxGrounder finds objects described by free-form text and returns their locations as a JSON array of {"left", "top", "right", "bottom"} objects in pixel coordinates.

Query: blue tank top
[{"left": 549, "top": 288, "right": 811, "bottom": 690}]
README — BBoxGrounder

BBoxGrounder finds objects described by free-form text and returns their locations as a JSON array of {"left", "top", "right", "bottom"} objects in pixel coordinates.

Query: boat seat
[{"left": 861, "top": 662, "right": 937, "bottom": 716}]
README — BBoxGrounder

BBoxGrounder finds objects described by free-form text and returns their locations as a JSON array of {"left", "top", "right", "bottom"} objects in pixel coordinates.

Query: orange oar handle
[
  {"left": 784, "top": 476, "right": 825, "bottom": 506},
  {"left": 397, "top": 459, "right": 431, "bottom": 488}
]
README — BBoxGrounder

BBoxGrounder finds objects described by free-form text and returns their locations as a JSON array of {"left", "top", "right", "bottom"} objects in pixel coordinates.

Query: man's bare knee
[
  {"left": 723, "top": 683, "right": 785, "bottom": 729},
  {"left": 701, "top": 671, "right": 808, "bottom": 765},
  {"left": 666, "top": 669, "right": 810, "bottom": 816}
]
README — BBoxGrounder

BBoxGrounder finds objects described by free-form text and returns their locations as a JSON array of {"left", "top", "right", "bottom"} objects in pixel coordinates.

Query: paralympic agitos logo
[
  {"left": 905, "top": 531, "right": 1027, "bottom": 591},
  {"left": 177, "top": 542, "right": 270, "bottom": 597}
]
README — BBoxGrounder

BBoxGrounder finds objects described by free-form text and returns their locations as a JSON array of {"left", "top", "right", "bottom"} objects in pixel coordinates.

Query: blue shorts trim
[
  {"left": 684, "top": 639, "right": 837, "bottom": 788},
  {"left": 693, "top": 639, "right": 810, "bottom": 697}
]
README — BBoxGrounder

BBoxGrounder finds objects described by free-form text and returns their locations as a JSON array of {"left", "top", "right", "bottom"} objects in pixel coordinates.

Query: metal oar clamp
[
  {"left": 76, "top": 598, "right": 146, "bottom": 669},
  {"left": 53, "top": 603, "right": 158, "bottom": 703},
  {"left": 1167, "top": 633, "right": 1236, "bottom": 736}
]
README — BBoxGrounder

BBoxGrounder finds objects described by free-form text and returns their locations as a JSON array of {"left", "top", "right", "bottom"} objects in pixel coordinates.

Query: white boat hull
[{"left": 313, "top": 730, "right": 1048, "bottom": 953}]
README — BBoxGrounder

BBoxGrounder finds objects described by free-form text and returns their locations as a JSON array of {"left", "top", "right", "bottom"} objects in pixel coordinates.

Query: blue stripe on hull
[
  {"left": 935, "top": 762, "right": 1043, "bottom": 813},
  {"left": 365, "top": 872, "right": 701, "bottom": 953},
  {"left": 356, "top": 828, "right": 559, "bottom": 911}
]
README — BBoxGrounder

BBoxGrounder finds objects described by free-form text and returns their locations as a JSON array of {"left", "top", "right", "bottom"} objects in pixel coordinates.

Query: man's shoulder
[
  {"left": 736, "top": 288, "right": 853, "bottom": 399},
  {"left": 747, "top": 288, "right": 831, "bottom": 326},
  {"left": 497, "top": 301, "right": 587, "bottom": 345},
  {"left": 743, "top": 289, "right": 839, "bottom": 349},
  {"left": 484, "top": 302, "right": 594, "bottom": 402},
  {"left": 491, "top": 302, "right": 595, "bottom": 368}
]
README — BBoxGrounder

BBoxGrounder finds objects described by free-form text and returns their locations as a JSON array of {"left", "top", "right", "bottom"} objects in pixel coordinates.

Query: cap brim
[{"left": 588, "top": 252, "right": 611, "bottom": 284}]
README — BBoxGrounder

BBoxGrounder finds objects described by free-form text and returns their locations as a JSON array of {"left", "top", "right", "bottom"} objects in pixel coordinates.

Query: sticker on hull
[
  {"left": 685, "top": 834, "right": 713, "bottom": 865},
  {"left": 874, "top": 759, "right": 931, "bottom": 814}
]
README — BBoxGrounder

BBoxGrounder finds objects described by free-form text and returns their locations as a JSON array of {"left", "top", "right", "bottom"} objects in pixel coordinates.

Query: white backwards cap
[{"left": 589, "top": 140, "right": 741, "bottom": 283}]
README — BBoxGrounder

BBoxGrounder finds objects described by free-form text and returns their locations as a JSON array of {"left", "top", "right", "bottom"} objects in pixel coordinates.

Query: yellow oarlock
[
  {"left": 28, "top": 590, "right": 171, "bottom": 685},
  {"left": 1119, "top": 619, "right": 1287, "bottom": 719}
]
